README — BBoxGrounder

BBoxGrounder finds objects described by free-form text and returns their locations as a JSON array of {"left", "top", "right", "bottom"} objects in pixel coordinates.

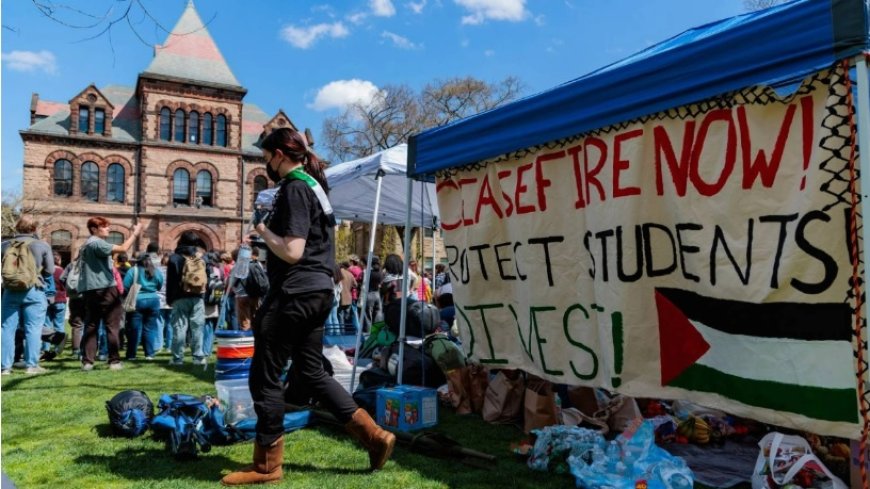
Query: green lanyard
[{"left": 285, "top": 168, "right": 336, "bottom": 226}]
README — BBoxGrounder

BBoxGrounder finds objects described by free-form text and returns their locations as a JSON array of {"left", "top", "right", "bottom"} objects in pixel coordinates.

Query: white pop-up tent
[{"left": 323, "top": 144, "right": 440, "bottom": 390}]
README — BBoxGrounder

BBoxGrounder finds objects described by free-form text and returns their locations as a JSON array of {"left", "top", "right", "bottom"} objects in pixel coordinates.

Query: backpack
[
  {"left": 151, "top": 394, "right": 213, "bottom": 459},
  {"left": 423, "top": 333, "right": 467, "bottom": 374},
  {"left": 381, "top": 341, "right": 446, "bottom": 388},
  {"left": 205, "top": 265, "right": 225, "bottom": 305},
  {"left": 243, "top": 261, "right": 269, "bottom": 297},
  {"left": 61, "top": 258, "right": 83, "bottom": 295},
  {"left": 181, "top": 255, "right": 207, "bottom": 294},
  {"left": 106, "top": 390, "right": 154, "bottom": 437},
  {"left": 2, "top": 239, "right": 40, "bottom": 291},
  {"left": 151, "top": 393, "right": 311, "bottom": 458}
]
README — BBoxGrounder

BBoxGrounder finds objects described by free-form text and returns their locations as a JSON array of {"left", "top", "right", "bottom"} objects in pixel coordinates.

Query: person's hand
[
  {"left": 254, "top": 222, "right": 266, "bottom": 235},
  {"left": 132, "top": 223, "right": 143, "bottom": 236},
  {"left": 241, "top": 234, "right": 252, "bottom": 245}
]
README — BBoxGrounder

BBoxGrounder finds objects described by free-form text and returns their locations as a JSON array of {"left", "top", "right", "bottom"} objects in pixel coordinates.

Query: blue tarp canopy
[{"left": 408, "top": 0, "right": 870, "bottom": 177}]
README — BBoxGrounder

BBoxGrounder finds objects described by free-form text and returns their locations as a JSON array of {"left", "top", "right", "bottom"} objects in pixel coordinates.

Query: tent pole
[
  {"left": 397, "top": 177, "right": 415, "bottom": 385},
  {"left": 350, "top": 169, "right": 385, "bottom": 392},
  {"left": 857, "top": 57, "right": 870, "bottom": 382}
]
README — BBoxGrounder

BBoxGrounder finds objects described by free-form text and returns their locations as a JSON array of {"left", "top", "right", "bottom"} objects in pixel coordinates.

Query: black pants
[{"left": 250, "top": 289, "right": 358, "bottom": 446}]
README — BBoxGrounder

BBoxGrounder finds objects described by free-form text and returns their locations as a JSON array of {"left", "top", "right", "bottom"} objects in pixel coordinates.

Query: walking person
[
  {"left": 123, "top": 254, "right": 164, "bottom": 360},
  {"left": 363, "top": 255, "right": 383, "bottom": 332},
  {"left": 221, "top": 128, "right": 395, "bottom": 485},
  {"left": 166, "top": 231, "right": 207, "bottom": 366},
  {"left": 1, "top": 216, "right": 55, "bottom": 374},
  {"left": 78, "top": 216, "right": 142, "bottom": 371}
]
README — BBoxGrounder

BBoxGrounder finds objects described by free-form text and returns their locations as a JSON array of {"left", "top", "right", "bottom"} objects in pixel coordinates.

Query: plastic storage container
[{"left": 215, "top": 378, "right": 255, "bottom": 424}]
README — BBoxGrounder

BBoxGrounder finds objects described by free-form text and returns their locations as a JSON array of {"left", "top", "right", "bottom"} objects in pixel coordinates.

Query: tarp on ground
[{"left": 407, "top": 0, "right": 870, "bottom": 439}]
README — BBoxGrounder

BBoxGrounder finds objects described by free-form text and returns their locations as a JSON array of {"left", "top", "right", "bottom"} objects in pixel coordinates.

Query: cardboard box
[{"left": 376, "top": 385, "right": 438, "bottom": 431}]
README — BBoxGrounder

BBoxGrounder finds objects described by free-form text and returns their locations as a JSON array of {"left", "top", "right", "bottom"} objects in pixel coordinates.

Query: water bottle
[
  {"left": 233, "top": 244, "right": 251, "bottom": 279},
  {"left": 605, "top": 440, "right": 621, "bottom": 472}
]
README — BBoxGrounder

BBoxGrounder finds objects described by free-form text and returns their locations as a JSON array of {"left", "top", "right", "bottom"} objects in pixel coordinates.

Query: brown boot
[
  {"left": 221, "top": 436, "right": 284, "bottom": 486},
  {"left": 345, "top": 408, "right": 396, "bottom": 471}
]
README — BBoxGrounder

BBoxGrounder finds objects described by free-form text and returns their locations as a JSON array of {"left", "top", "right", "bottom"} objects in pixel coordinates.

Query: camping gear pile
[{"left": 105, "top": 390, "right": 310, "bottom": 459}]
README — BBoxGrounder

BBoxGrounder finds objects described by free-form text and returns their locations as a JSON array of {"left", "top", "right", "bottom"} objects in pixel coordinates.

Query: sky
[{"left": 0, "top": 0, "right": 749, "bottom": 194}]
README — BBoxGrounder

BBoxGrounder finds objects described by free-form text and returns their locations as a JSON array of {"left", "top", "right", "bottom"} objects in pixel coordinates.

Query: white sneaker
[
  {"left": 2, "top": 369, "right": 12, "bottom": 375},
  {"left": 109, "top": 362, "right": 123, "bottom": 371},
  {"left": 193, "top": 358, "right": 207, "bottom": 366},
  {"left": 81, "top": 363, "right": 94, "bottom": 372},
  {"left": 25, "top": 366, "right": 47, "bottom": 374}
]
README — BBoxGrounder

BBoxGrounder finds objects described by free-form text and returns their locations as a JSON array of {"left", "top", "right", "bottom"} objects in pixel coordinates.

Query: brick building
[{"left": 20, "top": 1, "right": 295, "bottom": 263}]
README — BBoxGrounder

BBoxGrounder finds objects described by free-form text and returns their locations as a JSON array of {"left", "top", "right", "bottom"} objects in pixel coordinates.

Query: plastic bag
[
  {"left": 569, "top": 420, "right": 694, "bottom": 489},
  {"left": 751, "top": 432, "right": 847, "bottom": 489}
]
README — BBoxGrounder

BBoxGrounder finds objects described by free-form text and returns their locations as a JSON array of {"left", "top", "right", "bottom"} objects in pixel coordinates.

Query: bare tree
[
  {"left": 420, "top": 76, "right": 522, "bottom": 127},
  {"left": 9, "top": 1, "right": 215, "bottom": 62},
  {"left": 2, "top": 190, "right": 67, "bottom": 239},
  {"left": 322, "top": 76, "right": 523, "bottom": 162}
]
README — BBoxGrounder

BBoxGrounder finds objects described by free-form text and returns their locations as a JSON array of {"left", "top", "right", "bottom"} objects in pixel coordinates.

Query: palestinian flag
[{"left": 655, "top": 287, "right": 858, "bottom": 423}]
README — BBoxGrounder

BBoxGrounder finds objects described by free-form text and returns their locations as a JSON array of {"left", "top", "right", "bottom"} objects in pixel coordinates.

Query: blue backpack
[
  {"left": 151, "top": 393, "right": 313, "bottom": 459},
  {"left": 151, "top": 394, "right": 213, "bottom": 459},
  {"left": 106, "top": 390, "right": 154, "bottom": 438}
]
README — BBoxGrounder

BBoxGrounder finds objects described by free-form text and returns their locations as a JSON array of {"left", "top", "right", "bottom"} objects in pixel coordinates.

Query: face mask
[{"left": 266, "top": 155, "right": 282, "bottom": 183}]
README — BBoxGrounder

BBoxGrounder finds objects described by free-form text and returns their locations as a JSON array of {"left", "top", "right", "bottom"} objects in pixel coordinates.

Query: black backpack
[
  {"left": 380, "top": 342, "right": 446, "bottom": 388},
  {"left": 385, "top": 299, "right": 441, "bottom": 338},
  {"left": 106, "top": 390, "right": 154, "bottom": 437},
  {"left": 205, "top": 265, "right": 225, "bottom": 305},
  {"left": 244, "top": 261, "right": 269, "bottom": 297}
]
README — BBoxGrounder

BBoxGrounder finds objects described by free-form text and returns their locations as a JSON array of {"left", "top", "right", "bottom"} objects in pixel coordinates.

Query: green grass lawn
[{"left": 1, "top": 352, "right": 574, "bottom": 489}]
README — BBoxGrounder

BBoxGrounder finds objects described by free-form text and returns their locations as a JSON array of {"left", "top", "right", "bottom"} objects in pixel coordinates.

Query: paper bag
[
  {"left": 465, "top": 363, "right": 489, "bottom": 414},
  {"left": 523, "top": 379, "right": 558, "bottom": 433},
  {"left": 482, "top": 369, "right": 524, "bottom": 424}
]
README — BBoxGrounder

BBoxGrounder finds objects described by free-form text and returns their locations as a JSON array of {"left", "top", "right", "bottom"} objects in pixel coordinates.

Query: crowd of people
[
  {"left": 1, "top": 126, "right": 458, "bottom": 484},
  {"left": 0, "top": 216, "right": 276, "bottom": 374}
]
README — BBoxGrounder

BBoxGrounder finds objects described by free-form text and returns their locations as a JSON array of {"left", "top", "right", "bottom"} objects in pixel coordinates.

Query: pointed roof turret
[{"left": 142, "top": 1, "right": 242, "bottom": 89}]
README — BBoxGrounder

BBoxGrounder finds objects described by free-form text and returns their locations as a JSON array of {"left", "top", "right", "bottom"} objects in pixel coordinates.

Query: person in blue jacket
[{"left": 123, "top": 254, "right": 164, "bottom": 360}]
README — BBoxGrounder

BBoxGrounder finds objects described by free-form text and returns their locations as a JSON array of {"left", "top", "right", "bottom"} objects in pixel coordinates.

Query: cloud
[
  {"left": 347, "top": 12, "right": 368, "bottom": 24},
  {"left": 381, "top": 31, "right": 420, "bottom": 49},
  {"left": 484, "top": 49, "right": 495, "bottom": 57},
  {"left": 455, "top": 0, "right": 527, "bottom": 25},
  {"left": 408, "top": 0, "right": 427, "bottom": 13},
  {"left": 2, "top": 50, "right": 57, "bottom": 74},
  {"left": 371, "top": 0, "right": 396, "bottom": 16},
  {"left": 280, "top": 22, "right": 349, "bottom": 49},
  {"left": 309, "top": 79, "right": 382, "bottom": 111}
]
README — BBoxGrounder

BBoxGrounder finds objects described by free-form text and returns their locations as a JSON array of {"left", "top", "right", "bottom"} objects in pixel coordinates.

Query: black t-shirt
[{"left": 266, "top": 178, "right": 335, "bottom": 295}]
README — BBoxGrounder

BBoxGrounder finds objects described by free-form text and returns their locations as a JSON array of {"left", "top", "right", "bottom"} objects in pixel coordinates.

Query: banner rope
[{"left": 843, "top": 57, "right": 869, "bottom": 489}]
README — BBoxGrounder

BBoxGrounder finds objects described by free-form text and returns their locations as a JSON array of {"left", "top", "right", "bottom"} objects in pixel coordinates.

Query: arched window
[
  {"left": 203, "top": 113, "right": 213, "bottom": 145},
  {"left": 53, "top": 159, "right": 73, "bottom": 196},
  {"left": 173, "top": 168, "right": 190, "bottom": 205},
  {"left": 50, "top": 230, "right": 73, "bottom": 265},
  {"left": 107, "top": 163, "right": 125, "bottom": 203},
  {"left": 174, "top": 109, "right": 185, "bottom": 142},
  {"left": 196, "top": 170, "right": 213, "bottom": 207},
  {"left": 81, "top": 161, "right": 99, "bottom": 201},
  {"left": 106, "top": 231, "right": 124, "bottom": 245},
  {"left": 160, "top": 107, "right": 171, "bottom": 141},
  {"left": 216, "top": 114, "right": 227, "bottom": 147},
  {"left": 188, "top": 111, "right": 199, "bottom": 143},
  {"left": 252, "top": 175, "right": 267, "bottom": 207},
  {"left": 50, "top": 230, "right": 72, "bottom": 247}
]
